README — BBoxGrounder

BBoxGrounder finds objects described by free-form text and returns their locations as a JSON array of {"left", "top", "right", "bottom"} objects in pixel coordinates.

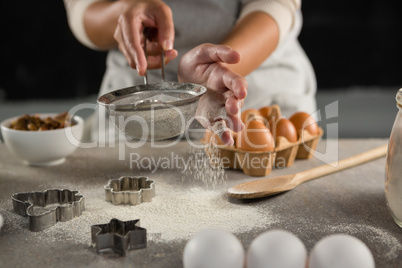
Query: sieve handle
[
  {"left": 161, "top": 49, "right": 165, "bottom": 82},
  {"left": 143, "top": 32, "right": 148, "bottom": 85},
  {"left": 143, "top": 28, "right": 166, "bottom": 84}
]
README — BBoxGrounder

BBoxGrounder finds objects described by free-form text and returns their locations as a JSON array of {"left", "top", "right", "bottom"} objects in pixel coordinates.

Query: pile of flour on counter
[
  {"left": 296, "top": 220, "right": 402, "bottom": 261},
  {"left": 0, "top": 180, "right": 277, "bottom": 245},
  {"left": 328, "top": 223, "right": 402, "bottom": 260}
]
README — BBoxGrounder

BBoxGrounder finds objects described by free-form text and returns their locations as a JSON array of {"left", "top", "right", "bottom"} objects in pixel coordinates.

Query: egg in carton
[
  {"left": 287, "top": 110, "right": 324, "bottom": 160},
  {"left": 202, "top": 112, "right": 276, "bottom": 176},
  {"left": 264, "top": 105, "right": 324, "bottom": 166},
  {"left": 201, "top": 105, "right": 323, "bottom": 176},
  {"left": 262, "top": 105, "right": 300, "bottom": 169},
  {"left": 273, "top": 127, "right": 324, "bottom": 168}
]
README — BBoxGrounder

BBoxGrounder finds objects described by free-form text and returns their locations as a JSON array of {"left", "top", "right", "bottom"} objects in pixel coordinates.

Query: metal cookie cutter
[
  {"left": 11, "top": 189, "right": 85, "bottom": 232},
  {"left": 91, "top": 218, "right": 147, "bottom": 256},
  {"left": 104, "top": 176, "right": 155, "bottom": 205}
]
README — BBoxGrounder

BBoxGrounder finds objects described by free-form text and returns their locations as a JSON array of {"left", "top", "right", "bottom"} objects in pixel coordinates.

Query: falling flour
[
  {"left": 0, "top": 180, "right": 277, "bottom": 246},
  {"left": 181, "top": 145, "right": 227, "bottom": 188}
]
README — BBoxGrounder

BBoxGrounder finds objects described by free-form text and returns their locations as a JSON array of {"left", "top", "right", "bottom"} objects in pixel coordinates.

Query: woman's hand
[
  {"left": 113, "top": 0, "right": 178, "bottom": 75},
  {"left": 178, "top": 44, "right": 247, "bottom": 145}
]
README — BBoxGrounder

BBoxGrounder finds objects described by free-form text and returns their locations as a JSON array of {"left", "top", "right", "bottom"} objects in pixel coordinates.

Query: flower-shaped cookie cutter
[
  {"left": 91, "top": 218, "right": 147, "bottom": 256},
  {"left": 11, "top": 189, "right": 85, "bottom": 232},
  {"left": 104, "top": 176, "right": 155, "bottom": 205}
]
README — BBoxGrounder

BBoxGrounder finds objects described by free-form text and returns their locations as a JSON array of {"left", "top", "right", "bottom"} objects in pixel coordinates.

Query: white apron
[{"left": 91, "top": 0, "right": 316, "bottom": 141}]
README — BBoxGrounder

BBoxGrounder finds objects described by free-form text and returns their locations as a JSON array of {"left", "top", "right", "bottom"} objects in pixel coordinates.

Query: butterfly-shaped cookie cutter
[{"left": 12, "top": 189, "right": 85, "bottom": 231}]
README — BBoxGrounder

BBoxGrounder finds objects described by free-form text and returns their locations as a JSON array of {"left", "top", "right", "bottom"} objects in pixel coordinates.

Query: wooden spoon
[{"left": 228, "top": 144, "right": 388, "bottom": 199}]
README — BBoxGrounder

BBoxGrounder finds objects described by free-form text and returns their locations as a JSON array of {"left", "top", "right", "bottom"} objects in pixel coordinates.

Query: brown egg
[
  {"left": 259, "top": 106, "right": 272, "bottom": 120},
  {"left": 241, "top": 109, "right": 261, "bottom": 123},
  {"left": 289, "top": 112, "right": 318, "bottom": 136},
  {"left": 236, "top": 116, "right": 275, "bottom": 151},
  {"left": 275, "top": 118, "right": 298, "bottom": 142}
]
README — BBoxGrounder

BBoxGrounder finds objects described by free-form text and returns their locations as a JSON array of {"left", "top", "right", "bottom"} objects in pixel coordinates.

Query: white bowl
[{"left": 1, "top": 113, "right": 84, "bottom": 166}]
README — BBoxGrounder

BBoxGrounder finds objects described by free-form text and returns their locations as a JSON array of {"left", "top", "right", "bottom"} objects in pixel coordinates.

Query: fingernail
[{"left": 163, "top": 40, "right": 173, "bottom": 50}]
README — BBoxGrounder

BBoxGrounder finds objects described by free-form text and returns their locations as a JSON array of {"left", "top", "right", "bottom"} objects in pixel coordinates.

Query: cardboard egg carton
[
  {"left": 201, "top": 105, "right": 324, "bottom": 177},
  {"left": 203, "top": 144, "right": 275, "bottom": 176}
]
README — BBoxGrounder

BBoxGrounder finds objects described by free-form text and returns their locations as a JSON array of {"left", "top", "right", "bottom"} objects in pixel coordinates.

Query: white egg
[
  {"left": 247, "top": 229, "right": 307, "bottom": 268},
  {"left": 183, "top": 229, "right": 245, "bottom": 268},
  {"left": 309, "top": 234, "right": 375, "bottom": 268}
]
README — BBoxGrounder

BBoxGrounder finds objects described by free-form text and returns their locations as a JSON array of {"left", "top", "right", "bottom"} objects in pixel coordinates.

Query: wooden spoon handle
[{"left": 293, "top": 144, "right": 388, "bottom": 185}]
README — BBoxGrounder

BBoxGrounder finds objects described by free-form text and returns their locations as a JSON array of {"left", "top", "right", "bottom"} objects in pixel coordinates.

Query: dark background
[{"left": 0, "top": 1, "right": 401, "bottom": 100}]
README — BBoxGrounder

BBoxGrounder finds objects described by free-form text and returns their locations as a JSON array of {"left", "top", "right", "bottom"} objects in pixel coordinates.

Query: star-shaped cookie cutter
[
  {"left": 104, "top": 176, "right": 155, "bottom": 205},
  {"left": 91, "top": 218, "right": 147, "bottom": 256},
  {"left": 11, "top": 189, "right": 85, "bottom": 232}
]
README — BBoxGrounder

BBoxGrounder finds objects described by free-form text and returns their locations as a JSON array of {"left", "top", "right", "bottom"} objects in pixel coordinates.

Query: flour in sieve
[
  {"left": 112, "top": 102, "right": 198, "bottom": 141},
  {"left": 0, "top": 180, "right": 277, "bottom": 245}
]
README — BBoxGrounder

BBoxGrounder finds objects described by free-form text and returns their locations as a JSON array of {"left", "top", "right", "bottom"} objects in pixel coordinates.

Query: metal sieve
[
  {"left": 98, "top": 30, "right": 206, "bottom": 141},
  {"left": 98, "top": 81, "right": 206, "bottom": 141}
]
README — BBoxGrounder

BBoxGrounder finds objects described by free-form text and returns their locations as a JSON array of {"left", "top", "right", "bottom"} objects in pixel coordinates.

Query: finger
[
  {"left": 224, "top": 93, "right": 241, "bottom": 115},
  {"left": 118, "top": 15, "right": 148, "bottom": 75},
  {"left": 146, "top": 41, "right": 161, "bottom": 56},
  {"left": 237, "top": 98, "right": 245, "bottom": 109},
  {"left": 221, "top": 70, "right": 247, "bottom": 99},
  {"left": 224, "top": 114, "right": 244, "bottom": 133},
  {"left": 146, "top": 49, "right": 178, "bottom": 69},
  {"left": 145, "top": 41, "right": 178, "bottom": 57},
  {"left": 114, "top": 26, "right": 134, "bottom": 67},
  {"left": 165, "top": 49, "right": 178, "bottom": 60},
  {"left": 197, "top": 44, "right": 241, "bottom": 64},
  {"left": 147, "top": 55, "right": 162, "bottom": 69},
  {"left": 220, "top": 130, "right": 234, "bottom": 146},
  {"left": 211, "top": 120, "right": 234, "bottom": 146},
  {"left": 205, "top": 65, "right": 247, "bottom": 100},
  {"left": 153, "top": 4, "right": 174, "bottom": 50}
]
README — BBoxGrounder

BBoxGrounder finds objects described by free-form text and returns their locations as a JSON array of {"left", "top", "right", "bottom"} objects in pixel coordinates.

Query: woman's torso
[{"left": 100, "top": 0, "right": 316, "bottom": 116}]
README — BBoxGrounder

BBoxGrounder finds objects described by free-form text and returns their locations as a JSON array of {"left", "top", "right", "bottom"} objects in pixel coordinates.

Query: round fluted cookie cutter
[{"left": 104, "top": 176, "right": 155, "bottom": 206}]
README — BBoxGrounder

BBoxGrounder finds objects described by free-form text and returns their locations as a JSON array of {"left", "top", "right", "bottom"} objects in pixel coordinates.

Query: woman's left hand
[{"left": 178, "top": 44, "right": 247, "bottom": 145}]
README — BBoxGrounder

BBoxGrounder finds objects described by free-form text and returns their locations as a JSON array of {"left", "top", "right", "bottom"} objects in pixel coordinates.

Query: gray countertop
[{"left": 0, "top": 139, "right": 401, "bottom": 267}]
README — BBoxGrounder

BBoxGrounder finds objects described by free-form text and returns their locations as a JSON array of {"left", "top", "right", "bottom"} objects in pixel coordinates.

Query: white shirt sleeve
[
  {"left": 239, "top": 0, "right": 301, "bottom": 44},
  {"left": 63, "top": 0, "right": 103, "bottom": 50}
]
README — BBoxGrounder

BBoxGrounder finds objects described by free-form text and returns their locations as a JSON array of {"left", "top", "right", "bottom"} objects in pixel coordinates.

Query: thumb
[{"left": 197, "top": 44, "right": 241, "bottom": 64}]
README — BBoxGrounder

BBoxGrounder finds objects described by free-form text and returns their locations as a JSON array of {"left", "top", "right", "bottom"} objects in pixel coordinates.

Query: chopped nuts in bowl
[
  {"left": 8, "top": 112, "right": 76, "bottom": 131},
  {"left": 1, "top": 113, "right": 84, "bottom": 166}
]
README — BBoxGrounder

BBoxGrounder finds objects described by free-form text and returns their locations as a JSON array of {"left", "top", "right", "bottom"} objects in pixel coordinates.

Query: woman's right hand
[
  {"left": 113, "top": 0, "right": 178, "bottom": 75},
  {"left": 178, "top": 44, "right": 248, "bottom": 145}
]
